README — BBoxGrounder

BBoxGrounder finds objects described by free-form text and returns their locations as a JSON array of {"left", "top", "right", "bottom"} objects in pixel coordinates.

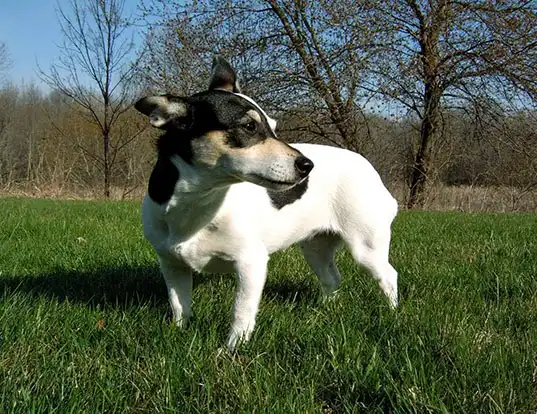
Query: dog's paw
[
  {"left": 227, "top": 325, "right": 253, "bottom": 352},
  {"left": 172, "top": 314, "right": 191, "bottom": 328},
  {"left": 383, "top": 286, "right": 398, "bottom": 309}
]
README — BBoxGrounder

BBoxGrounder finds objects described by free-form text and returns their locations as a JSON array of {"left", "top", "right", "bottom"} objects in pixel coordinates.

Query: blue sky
[{"left": 0, "top": 0, "right": 141, "bottom": 88}]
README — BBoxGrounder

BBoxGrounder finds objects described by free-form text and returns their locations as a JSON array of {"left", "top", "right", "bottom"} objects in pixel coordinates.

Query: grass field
[{"left": 1, "top": 198, "right": 536, "bottom": 413}]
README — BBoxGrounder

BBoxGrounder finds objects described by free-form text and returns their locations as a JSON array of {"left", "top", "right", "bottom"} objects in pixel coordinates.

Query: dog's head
[{"left": 135, "top": 56, "right": 313, "bottom": 190}]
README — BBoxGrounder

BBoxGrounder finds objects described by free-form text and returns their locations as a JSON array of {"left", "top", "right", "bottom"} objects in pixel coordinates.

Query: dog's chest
[{"left": 164, "top": 215, "right": 241, "bottom": 274}]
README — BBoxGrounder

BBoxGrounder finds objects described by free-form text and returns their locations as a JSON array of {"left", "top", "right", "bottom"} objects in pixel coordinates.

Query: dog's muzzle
[{"left": 295, "top": 156, "right": 314, "bottom": 179}]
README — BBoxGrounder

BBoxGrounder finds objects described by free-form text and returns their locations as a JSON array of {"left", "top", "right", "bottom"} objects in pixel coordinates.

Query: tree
[
  {"left": 141, "top": 0, "right": 537, "bottom": 208},
  {"left": 40, "top": 0, "right": 142, "bottom": 198},
  {"left": 0, "top": 42, "right": 12, "bottom": 82},
  {"left": 367, "top": 0, "right": 537, "bottom": 207},
  {"left": 139, "top": 0, "right": 380, "bottom": 151}
]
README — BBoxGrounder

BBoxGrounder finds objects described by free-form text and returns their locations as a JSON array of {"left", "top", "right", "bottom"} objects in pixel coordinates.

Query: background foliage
[{"left": 2, "top": 1, "right": 537, "bottom": 209}]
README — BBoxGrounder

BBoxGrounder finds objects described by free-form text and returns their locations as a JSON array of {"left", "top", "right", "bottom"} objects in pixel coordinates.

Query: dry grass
[
  {"left": 390, "top": 183, "right": 537, "bottom": 212},
  {"left": 3, "top": 181, "right": 537, "bottom": 212},
  {"left": 0, "top": 183, "right": 146, "bottom": 201}
]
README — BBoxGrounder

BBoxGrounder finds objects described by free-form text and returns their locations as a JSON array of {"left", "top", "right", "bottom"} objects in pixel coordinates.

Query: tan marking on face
[
  {"left": 242, "top": 137, "right": 300, "bottom": 158},
  {"left": 193, "top": 132, "right": 300, "bottom": 169},
  {"left": 246, "top": 110, "right": 262, "bottom": 124},
  {"left": 191, "top": 130, "right": 229, "bottom": 166},
  {"left": 145, "top": 96, "right": 169, "bottom": 108}
]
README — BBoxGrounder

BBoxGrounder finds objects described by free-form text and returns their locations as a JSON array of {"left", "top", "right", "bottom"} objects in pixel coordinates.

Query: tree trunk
[
  {"left": 407, "top": 83, "right": 441, "bottom": 208},
  {"left": 405, "top": 0, "right": 446, "bottom": 209},
  {"left": 103, "top": 130, "right": 110, "bottom": 198},
  {"left": 266, "top": 0, "right": 356, "bottom": 149}
]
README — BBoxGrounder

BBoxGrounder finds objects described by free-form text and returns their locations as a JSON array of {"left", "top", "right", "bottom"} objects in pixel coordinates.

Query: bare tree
[
  {"left": 40, "top": 0, "right": 141, "bottom": 198},
  {"left": 141, "top": 0, "right": 537, "bottom": 208},
  {"left": 367, "top": 0, "right": 537, "bottom": 207},
  {"left": 0, "top": 42, "right": 12, "bottom": 82},
  {"left": 139, "top": 0, "right": 381, "bottom": 151}
]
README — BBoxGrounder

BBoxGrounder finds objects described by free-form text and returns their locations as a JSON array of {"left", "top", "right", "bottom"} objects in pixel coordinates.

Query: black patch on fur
[
  {"left": 154, "top": 90, "right": 274, "bottom": 161},
  {"left": 148, "top": 157, "right": 179, "bottom": 204},
  {"left": 149, "top": 90, "right": 277, "bottom": 204},
  {"left": 267, "top": 177, "right": 309, "bottom": 209}
]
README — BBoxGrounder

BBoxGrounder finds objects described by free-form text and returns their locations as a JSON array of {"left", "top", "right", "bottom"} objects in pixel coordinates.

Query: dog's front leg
[
  {"left": 159, "top": 257, "right": 193, "bottom": 327},
  {"left": 227, "top": 249, "right": 269, "bottom": 351}
]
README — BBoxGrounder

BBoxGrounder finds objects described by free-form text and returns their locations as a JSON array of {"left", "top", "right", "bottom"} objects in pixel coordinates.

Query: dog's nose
[{"left": 295, "top": 156, "right": 314, "bottom": 178}]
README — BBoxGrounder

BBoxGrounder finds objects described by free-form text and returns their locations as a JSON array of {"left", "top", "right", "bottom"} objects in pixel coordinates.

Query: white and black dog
[{"left": 135, "top": 57, "right": 398, "bottom": 351}]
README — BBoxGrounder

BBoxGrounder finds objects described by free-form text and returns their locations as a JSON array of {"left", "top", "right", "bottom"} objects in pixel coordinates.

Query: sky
[{"left": 0, "top": 0, "right": 141, "bottom": 89}]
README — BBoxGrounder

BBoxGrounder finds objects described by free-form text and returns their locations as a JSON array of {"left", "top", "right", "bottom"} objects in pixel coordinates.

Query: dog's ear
[
  {"left": 134, "top": 95, "right": 191, "bottom": 129},
  {"left": 209, "top": 56, "right": 241, "bottom": 93},
  {"left": 134, "top": 95, "right": 189, "bottom": 128}
]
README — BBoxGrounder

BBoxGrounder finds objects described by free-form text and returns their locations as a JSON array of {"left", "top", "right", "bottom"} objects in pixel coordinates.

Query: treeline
[
  {"left": 1, "top": 0, "right": 537, "bottom": 210},
  {"left": 2, "top": 81, "right": 536, "bottom": 209},
  {"left": 0, "top": 84, "right": 153, "bottom": 198}
]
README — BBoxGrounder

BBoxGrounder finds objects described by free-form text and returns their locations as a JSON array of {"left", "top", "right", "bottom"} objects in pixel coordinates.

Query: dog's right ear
[
  {"left": 134, "top": 95, "right": 190, "bottom": 129},
  {"left": 209, "top": 56, "right": 241, "bottom": 93}
]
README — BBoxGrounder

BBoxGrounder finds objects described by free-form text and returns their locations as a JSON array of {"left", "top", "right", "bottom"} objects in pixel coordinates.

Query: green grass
[{"left": 1, "top": 198, "right": 536, "bottom": 413}]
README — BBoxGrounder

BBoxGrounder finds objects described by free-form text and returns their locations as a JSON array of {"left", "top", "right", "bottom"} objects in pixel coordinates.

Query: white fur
[{"left": 142, "top": 143, "right": 398, "bottom": 351}]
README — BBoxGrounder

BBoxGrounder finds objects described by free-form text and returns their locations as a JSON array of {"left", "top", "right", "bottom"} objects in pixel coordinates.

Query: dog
[{"left": 134, "top": 56, "right": 399, "bottom": 351}]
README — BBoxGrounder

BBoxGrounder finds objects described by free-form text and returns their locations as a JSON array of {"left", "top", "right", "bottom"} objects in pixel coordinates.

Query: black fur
[
  {"left": 141, "top": 56, "right": 282, "bottom": 204},
  {"left": 148, "top": 157, "right": 179, "bottom": 204},
  {"left": 154, "top": 91, "right": 276, "bottom": 160},
  {"left": 148, "top": 91, "right": 277, "bottom": 204},
  {"left": 267, "top": 177, "right": 309, "bottom": 209},
  {"left": 209, "top": 56, "right": 241, "bottom": 92}
]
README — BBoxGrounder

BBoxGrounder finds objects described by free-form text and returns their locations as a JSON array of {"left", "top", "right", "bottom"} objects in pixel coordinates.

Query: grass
[{"left": 1, "top": 198, "right": 536, "bottom": 413}]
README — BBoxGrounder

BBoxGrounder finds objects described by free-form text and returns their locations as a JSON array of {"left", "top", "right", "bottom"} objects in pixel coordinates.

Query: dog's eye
[{"left": 243, "top": 121, "right": 257, "bottom": 132}]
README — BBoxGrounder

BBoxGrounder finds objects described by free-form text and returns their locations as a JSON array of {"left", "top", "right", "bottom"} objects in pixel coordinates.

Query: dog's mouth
[{"left": 245, "top": 174, "right": 301, "bottom": 190}]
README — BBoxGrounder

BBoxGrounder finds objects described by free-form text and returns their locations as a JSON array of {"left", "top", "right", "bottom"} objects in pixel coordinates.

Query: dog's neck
[{"left": 160, "top": 155, "right": 232, "bottom": 240}]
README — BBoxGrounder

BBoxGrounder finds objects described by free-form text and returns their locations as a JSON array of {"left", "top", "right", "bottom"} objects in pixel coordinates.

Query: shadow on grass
[
  {"left": 1, "top": 265, "right": 168, "bottom": 308},
  {"left": 317, "top": 383, "right": 395, "bottom": 413},
  {"left": 1, "top": 266, "right": 318, "bottom": 308},
  {"left": 263, "top": 278, "right": 319, "bottom": 305}
]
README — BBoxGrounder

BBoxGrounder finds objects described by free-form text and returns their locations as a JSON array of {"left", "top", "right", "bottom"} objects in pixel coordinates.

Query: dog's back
[{"left": 215, "top": 143, "right": 397, "bottom": 254}]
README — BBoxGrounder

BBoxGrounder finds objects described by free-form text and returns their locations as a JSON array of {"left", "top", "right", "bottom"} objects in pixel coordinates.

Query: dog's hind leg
[
  {"left": 300, "top": 233, "right": 343, "bottom": 296},
  {"left": 159, "top": 257, "right": 193, "bottom": 327},
  {"left": 343, "top": 229, "right": 398, "bottom": 308}
]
